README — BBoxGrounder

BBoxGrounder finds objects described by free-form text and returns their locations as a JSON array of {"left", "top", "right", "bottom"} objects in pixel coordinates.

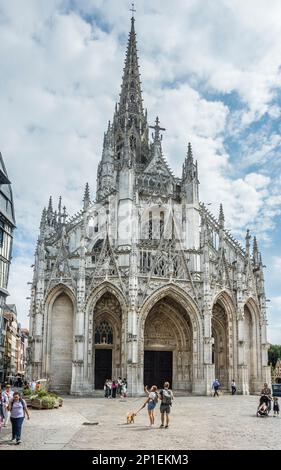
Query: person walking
[
  {"left": 30, "top": 379, "right": 36, "bottom": 392},
  {"left": 260, "top": 383, "right": 272, "bottom": 413},
  {"left": 8, "top": 391, "right": 30, "bottom": 445},
  {"left": 159, "top": 381, "right": 174, "bottom": 429},
  {"left": 3, "top": 384, "right": 14, "bottom": 426},
  {"left": 231, "top": 380, "right": 237, "bottom": 395},
  {"left": 111, "top": 380, "right": 117, "bottom": 398},
  {"left": 35, "top": 381, "right": 42, "bottom": 392},
  {"left": 121, "top": 378, "right": 127, "bottom": 398},
  {"left": 0, "top": 389, "right": 8, "bottom": 441},
  {"left": 212, "top": 378, "right": 220, "bottom": 397}
]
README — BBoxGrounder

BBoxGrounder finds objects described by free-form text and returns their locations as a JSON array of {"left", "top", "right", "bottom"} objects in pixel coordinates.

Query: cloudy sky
[{"left": 0, "top": 0, "right": 280, "bottom": 343}]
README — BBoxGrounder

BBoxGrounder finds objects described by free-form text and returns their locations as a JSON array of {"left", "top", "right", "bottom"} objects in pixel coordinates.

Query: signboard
[{"left": 272, "top": 384, "right": 281, "bottom": 397}]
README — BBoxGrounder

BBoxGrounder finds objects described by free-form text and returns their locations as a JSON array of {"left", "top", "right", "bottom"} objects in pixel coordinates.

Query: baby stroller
[{"left": 256, "top": 395, "right": 270, "bottom": 417}]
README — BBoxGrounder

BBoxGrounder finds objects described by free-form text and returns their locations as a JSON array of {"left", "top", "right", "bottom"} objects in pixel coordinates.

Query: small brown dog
[{"left": 126, "top": 412, "right": 137, "bottom": 424}]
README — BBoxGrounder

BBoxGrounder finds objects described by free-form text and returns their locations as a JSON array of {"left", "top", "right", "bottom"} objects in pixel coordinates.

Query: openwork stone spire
[
  {"left": 113, "top": 15, "right": 149, "bottom": 165},
  {"left": 118, "top": 17, "right": 143, "bottom": 118}
]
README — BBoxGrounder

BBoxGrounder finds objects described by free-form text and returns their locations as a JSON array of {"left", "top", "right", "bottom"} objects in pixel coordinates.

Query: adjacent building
[
  {"left": 28, "top": 16, "right": 270, "bottom": 395},
  {"left": 0, "top": 153, "right": 16, "bottom": 383}
]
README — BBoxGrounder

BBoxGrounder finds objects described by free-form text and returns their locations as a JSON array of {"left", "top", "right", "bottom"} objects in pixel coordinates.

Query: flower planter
[
  {"left": 24, "top": 398, "right": 32, "bottom": 407},
  {"left": 31, "top": 398, "right": 42, "bottom": 409}
]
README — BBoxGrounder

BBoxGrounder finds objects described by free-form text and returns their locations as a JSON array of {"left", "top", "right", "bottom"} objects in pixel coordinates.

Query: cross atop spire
[
  {"left": 130, "top": 2, "right": 136, "bottom": 18},
  {"left": 149, "top": 117, "right": 166, "bottom": 142}
]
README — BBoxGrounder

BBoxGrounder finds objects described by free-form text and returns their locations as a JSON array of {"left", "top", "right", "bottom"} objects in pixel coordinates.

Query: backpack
[
  {"left": 11, "top": 398, "right": 25, "bottom": 410},
  {"left": 152, "top": 392, "right": 158, "bottom": 405},
  {"left": 161, "top": 389, "right": 172, "bottom": 405}
]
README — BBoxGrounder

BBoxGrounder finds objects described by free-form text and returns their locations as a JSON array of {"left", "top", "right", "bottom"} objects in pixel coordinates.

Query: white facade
[{"left": 27, "top": 17, "right": 270, "bottom": 395}]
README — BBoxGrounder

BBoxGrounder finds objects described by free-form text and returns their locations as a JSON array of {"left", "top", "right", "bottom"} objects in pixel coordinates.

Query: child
[
  {"left": 273, "top": 397, "right": 279, "bottom": 417},
  {"left": 258, "top": 402, "right": 268, "bottom": 413}
]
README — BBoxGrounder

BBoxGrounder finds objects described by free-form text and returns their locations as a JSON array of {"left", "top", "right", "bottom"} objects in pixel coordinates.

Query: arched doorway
[
  {"left": 93, "top": 292, "right": 122, "bottom": 389},
  {"left": 143, "top": 296, "right": 193, "bottom": 390},
  {"left": 50, "top": 293, "right": 74, "bottom": 393},
  {"left": 212, "top": 299, "right": 232, "bottom": 387}
]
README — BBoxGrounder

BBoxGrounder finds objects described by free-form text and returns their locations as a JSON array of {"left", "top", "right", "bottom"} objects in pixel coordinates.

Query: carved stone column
[
  {"left": 237, "top": 309, "right": 249, "bottom": 394},
  {"left": 71, "top": 233, "right": 89, "bottom": 394}
]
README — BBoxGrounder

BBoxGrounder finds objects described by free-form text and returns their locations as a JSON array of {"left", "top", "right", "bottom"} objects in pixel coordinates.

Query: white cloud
[
  {"left": 273, "top": 257, "right": 281, "bottom": 272},
  {"left": 268, "top": 296, "right": 281, "bottom": 344}
]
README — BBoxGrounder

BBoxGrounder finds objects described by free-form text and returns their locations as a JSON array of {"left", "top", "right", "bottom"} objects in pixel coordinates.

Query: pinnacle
[
  {"left": 187, "top": 142, "right": 193, "bottom": 159},
  {"left": 47, "top": 196, "right": 53, "bottom": 213},
  {"left": 219, "top": 203, "right": 225, "bottom": 225},
  {"left": 83, "top": 183, "right": 90, "bottom": 209},
  {"left": 253, "top": 235, "right": 258, "bottom": 251}
]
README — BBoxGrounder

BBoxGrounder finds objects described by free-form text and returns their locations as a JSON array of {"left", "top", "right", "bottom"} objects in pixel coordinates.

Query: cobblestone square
[{"left": 0, "top": 395, "right": 280, "bottom": 450}]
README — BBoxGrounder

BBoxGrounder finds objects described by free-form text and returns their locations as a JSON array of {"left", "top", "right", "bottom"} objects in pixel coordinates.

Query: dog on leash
[{"left": 126, "top": 412, "right": 137, "bottom": 424}]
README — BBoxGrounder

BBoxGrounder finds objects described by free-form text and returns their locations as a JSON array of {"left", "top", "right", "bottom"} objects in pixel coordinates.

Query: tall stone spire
[
  {"left": 113, "top": 13, "right": 149, "bottom": 166},
  {"left": 119, "top": 16, "right": 143, "bottom": 117}
]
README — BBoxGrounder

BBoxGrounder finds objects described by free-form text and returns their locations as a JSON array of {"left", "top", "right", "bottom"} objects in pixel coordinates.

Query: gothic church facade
[{"left": 28, "top": 17, "right": 270, "bottom": 395}]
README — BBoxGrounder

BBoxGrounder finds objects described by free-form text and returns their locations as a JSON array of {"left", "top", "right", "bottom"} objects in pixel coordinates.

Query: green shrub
[
  {"left": 41, "top": 396, "right": 56, "bottom": 409},
  {"left": 37, "top": 390, "right": 48, "bottom": 398},
  {"left": 30, "top": 394, "right": 38, "bottom": 400},
  {"left": 23, "top": 388, "right": 32, "bottom": 396}
]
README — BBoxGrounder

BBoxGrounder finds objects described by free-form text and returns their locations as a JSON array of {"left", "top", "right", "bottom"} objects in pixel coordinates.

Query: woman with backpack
[
  {"left": 141, "top": 385, "right": 158, "bottom": 427},
  {"left": 8, "top": 391, "right": 30, "bottom": 444}
]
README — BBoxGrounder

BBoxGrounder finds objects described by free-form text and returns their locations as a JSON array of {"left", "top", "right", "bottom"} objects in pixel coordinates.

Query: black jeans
[
  {"left": 10, "top": 417, "right": 24, "bottom": 441},
  {"left": 231, "top": 386, "right": 236, "bottom": 395},
  {"left": 213, "top": 388, "right": 219, "bottom": 397}
]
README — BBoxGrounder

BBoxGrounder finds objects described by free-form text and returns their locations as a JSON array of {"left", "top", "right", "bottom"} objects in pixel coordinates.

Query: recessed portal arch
[
  {"left": 92, "top": 292, "right": 122, "bottom": 389},
  {"left": 49, "top": 292, "right": 74, "bottom": 393},
  {"left": 211, "top": 292, "right": 235, "bottom": 388},
  {"left": 139, "top": 285, "right": 202, "bottom": 391}
]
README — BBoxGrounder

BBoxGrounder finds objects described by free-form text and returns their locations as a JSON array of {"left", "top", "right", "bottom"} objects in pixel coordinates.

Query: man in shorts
[{"left": 159, "top": 381, "right": 174, "bottom": 428}]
